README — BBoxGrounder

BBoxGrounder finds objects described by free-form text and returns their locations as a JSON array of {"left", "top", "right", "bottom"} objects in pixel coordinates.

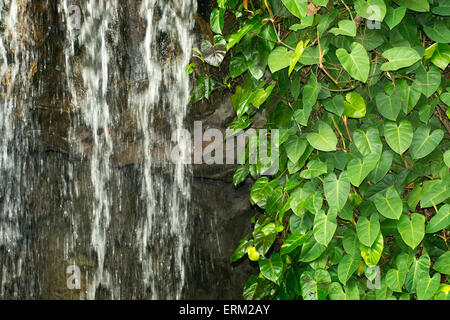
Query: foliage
[{"left": 191, "top": 0, "right": 450, "bottom": 300}]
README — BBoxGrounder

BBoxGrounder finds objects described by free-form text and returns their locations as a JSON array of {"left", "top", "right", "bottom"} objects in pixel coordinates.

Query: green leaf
[
  {"left": 210, "top": 8, "right": 225, "bottom": 34},
  {"left": 433, "top": 251, "right": 450, "bottom": 275},
  {"left": 254, "top": 223, "right": 278, "bottom": 255},
  {"left": 329, "top": 20, "right": 357, "bottom": 37},
  {"left": 289, "top": 40, "right": 309, "bottom": 75},
  {"left": 324, "top": 172, "right": 351, "bottom": 212},
  {"left": 373, "top": 186, "right": 403, "bottom": 220},
  {"left": 281, "top": 0, "right": 308, "bottom": 19},
  {"left": 323, "top": 95, "right": 345, "bottom": 116},
  {"left": 426, "top": 204, "right": 450, "bottom": 234},
  {"left": 250, "top": 177, "right": 279, "bottom": 204},
  {"left": 300, "top": 269, "right": 331, "bottom": 300},
  {"left": 423, "top": 20, "right": 450, "bottom": 44},
  {"left": 230, "top": 55, "right": 248, "bottom": 78},
  {"left": 300, "top": 233, "right": 327, "bottom": 262},
  {"left": 344, "top": 92, "right": 367, "bottom": 118},
  {"left": 357, "top": 213, "right": 380, "bottom": 247},
  {"left": 231, "top": 235, "right": 253, "bottom": 262},
  {"left": 343, "top": 229, "right": 360, "bottom": 256},
  {"left": 393, "top": 0, "right": 430, "bottom": 12},
  {"left": 354, "top": 0, "right": 387, "bottom": 20},
  {"left": 347, "top": 154, "right": 379, "bottom": 187},
  {"left": 303, "top": 73, "right": 321, "bottom": 110},
  {"left": 300, "top": 160, "right": 327, "bottom": 179},
  {"left": 430, "top": 44, "right": 450, "bottom": 70},
  {"left": 368, "top": 151, "right": 394, "bottom": 184},
  {"left": 360, "top": 231, "right": 384, "bottom": 267},
  {"left": 405, "top": 254, "right": 430, "bottom": 293},
  {"left": 375, "top": 91, "right": 402, "bottom": 121},
  {"left": 259, "top": 253, "right": 284, "bottom": 283},
  {"left": 336, "top": 43, "right": 370, "bottom": 83},
  {"left": 313, "top": 208, "right": 338, "bottom": 246},
  {"left": 268, "top": 46, "right": 295, "bottom": 73},
  {"left": 414, "top": 65, "right": 442, "bottom": 98},
  {"left": 242, "top": 275, "right": 273, "bottom": 300},
  {"left": 380, "top": 47, "right": 421, "bottom": 71},
  {"left": 227, "top": 16, "right": 262, "bottom": 50},
  {"left": 386, "top": 253, "right": 411, "bottom": 292},
  {"left": 384, "top": 120, "right": 413, "bottom": 155},
  {"left": 384, "top": 6, "right": 406, "bottom": 29},
  {"left": 397, "top": 213, "right": 425, "bottom": 249},
  {"left": 285, "top": 136, "right": 308, "bottom": 164},
  {"left": 280, "top": 231, "right": 310, "bottom": 255},
  {"left": 353, "top": 127, "right": 382, "bottom": 157},
  {"left": 329, "top": 281, "right": 360, "bottom": 300},
  {"left": 417, "top": 274, "right": 440, "bottom": 300},
  {"left": 410, "top": 125, "right": 444, "bottom": 160},
  {"left": 445, "top": 150, "right": 450, "bottom": 168},
  {"left": 432, "top": 0, "right": 450, "bottom": 16},
  {"left": 190, "top": 75, "right": 215, "bottom": 103},
  {"left": 338, "top": 254, "right": 361, "bottom": 285},
  {"left": 290, "top": 16, "right": 314, "bottom": 31},
  {"left": 306, "top": 121, "right": 337, "bottom": 152},
  {"left": 233, "top": 165, "right": 249, "bottom": 186},
  {"left": 421, "top": 179, "right": 450, "bottom": 208}
]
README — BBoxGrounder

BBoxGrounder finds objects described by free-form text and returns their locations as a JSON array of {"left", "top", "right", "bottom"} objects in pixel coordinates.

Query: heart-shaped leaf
[
  {"left": 376, "top": 91, "right": 402, "bottom": 121},
  {"left": 202, "top": 37, "right": 226, "bottom": 67},
  {"left": 324, "top": 172, "right": 351, "bottom": 212},
  {"left": 353, "top": 127, "right": 382, "bottom": 157},
  {"left": 357, "top": 213, "right": 380, "bottom": 247},
  {"left": 329, "top": 281, "right": 360, "bottom": 300},
  {"left": 410, "top": 125, "right": 444, "bottom": 159},
  {"left": 306, "top": 121, "right": 337, "bottom": 152},
  {"left": 380, "top": 47, "right": 421, "bottom": 71},
  {"left": 384, "top": 120, "right": 413, "bottom": 155},
  {"left": 386, "top": 253, "right": 411, "bottom": 292},
  {"left": 259, "top": 253, "right": 284, "bottom": 283},
  {"left": 337, "top": 254, "right": 361, "bottom": 285},
  {"left": 329, "top": 20, "right": 356, "bottom": 37},
  {"left": 397, "top": 213, "right": 425, "bottom": 249},
  {"left": 360, "top": 231, "right": 383, "bottom": 267},
  {"left": 324, "top": 95, "right": 345, "bottom": 116},
  {"left": 300, "top": 160, "right": 327, "bottom": 179},
  {"left": 284, "top": 136, "right": 308, "bottom": 164},
  {"left": 336, "top": 43, "right": 370, "bottom": 83},
  {"left": 405, "top": 254, "right": 430, "bottom": 293},
  {"left": 313, "top": 208, "right": 338, "bottom": 246},
  {"left": 414, "top": 65, "right": 441, "bottom": 98},
  {"left": 344, "top": 92, "right": 367, "bottom": 118},
  {"left": 373, "top": 186, "right": 403, "bottom": 220},
  {"left": 384, "top": 6, "right": 406, "bottom": 29},
  {"left": 416, "top": 273, "right": 440, "bottom": 300},
  {"left": 347, "top": 153, "right": 379, "bottom": 187}
]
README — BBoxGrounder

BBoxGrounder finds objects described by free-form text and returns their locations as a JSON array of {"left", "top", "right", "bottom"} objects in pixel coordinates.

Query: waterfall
[
  {"left": 0, "top": 0, "right": 196, "bottom": 299},
  {"left": 0, "top": 0, "right": 34, "bottom": 296}
]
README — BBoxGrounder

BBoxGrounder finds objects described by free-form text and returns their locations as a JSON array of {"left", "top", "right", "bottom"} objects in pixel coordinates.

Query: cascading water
[
  {"left": 0, "top": 0, "right": 196, "bottom": 299},
  {"left": 0, "top": 0, "right": 35, "bottom": 296}
]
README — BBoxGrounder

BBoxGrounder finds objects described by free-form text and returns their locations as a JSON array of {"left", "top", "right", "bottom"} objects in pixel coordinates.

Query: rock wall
[{"left": 0, "top": 0, "right": 257, "bottom": 299}]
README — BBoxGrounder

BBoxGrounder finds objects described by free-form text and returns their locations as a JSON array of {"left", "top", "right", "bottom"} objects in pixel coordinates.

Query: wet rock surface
[{"left": 0, "top": 0, "right": 257, "bottom": 299}]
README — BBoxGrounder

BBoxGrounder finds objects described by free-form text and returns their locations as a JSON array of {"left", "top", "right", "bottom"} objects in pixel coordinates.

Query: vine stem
[
  {"left": 332, "top": 117, "right": 347, "bottom": 151},
  {"left": 342, "top": 115, "right": 352, "bottom": 142}
]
